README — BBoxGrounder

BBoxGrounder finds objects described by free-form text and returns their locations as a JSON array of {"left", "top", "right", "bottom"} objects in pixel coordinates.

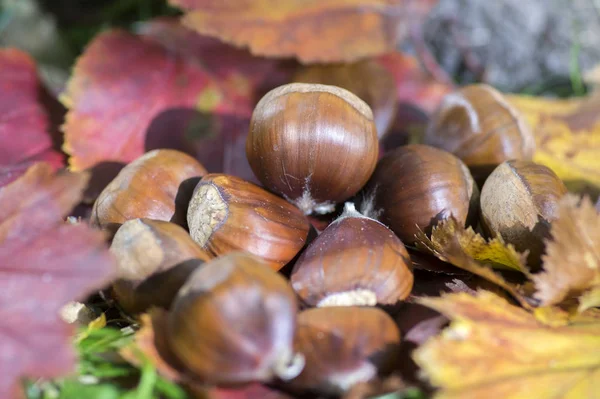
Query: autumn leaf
[
  {"left": 169, "top": 0, "right": 439, "bottom": 63},
  {"left": 414, "top": 291, "right": 600, "bottom": 399},
  {"left": 424, "top": 217, "right": 529, "bottom": 273},
  {"left": 415, "top": 217, "right": 531, "bottom": 308},
  {"left": 533, "top": 194, "right": 600, "bottom": 311},
  {"left": 0, "top": 48, "right": 64, "bottom": 188},
  {"left": 0, "top": 163, "right": 116, "bottom": 398},
  {"left": 61, "top": 19, "right": 284, "bottom": 173},
  {"left": 508, "top": 93, "right": 600, "bottom": 195}
]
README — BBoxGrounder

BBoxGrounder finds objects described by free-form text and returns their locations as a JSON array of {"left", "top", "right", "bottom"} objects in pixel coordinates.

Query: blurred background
[{"left": 1, "top": 0, "right": 599, "bottom": 97}]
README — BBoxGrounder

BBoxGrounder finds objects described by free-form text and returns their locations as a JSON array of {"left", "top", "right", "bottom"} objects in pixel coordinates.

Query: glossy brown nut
[
  {"left": 424, "top": 84, "right": 535, "bottom": 182},
  {"left": 91, "top": 149, "right": 207, "bottom": 234},
  {"left": 480, "top": 160, "right": 567, "bottom": 266},
  {"left": 294, "top": 60, "right": 398, "bottom": 137},
  {"left": 364, "top": 144, "right": 479, "bottom": 245},
  {"left": 246, "top": 83, "right": 379, "bottom": 215},
  {"left": 291, "top": 203, "right": 413, "bottom": 307},
  {"left": 289, "top": 307, "right": 401, "bottom": 395},
  {"left": 110, "top": 218, "right": 211, "bottom": 313},
  {"left": 167, "top": 252, "right": 304, "bottom": 385},
  {"left": 187, "top": 174, "right": 310, "bottom": 270}
]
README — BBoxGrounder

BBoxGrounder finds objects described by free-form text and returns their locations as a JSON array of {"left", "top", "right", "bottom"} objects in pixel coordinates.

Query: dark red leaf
[
  {"left": 0, "top": 49, "right": 64, "bottom": 188},
  {"left": 62, "top": 19, "right": 287, "bottom": 174},
  {"left": 0, "top": 163, "right": 116, "bottom": 397}
]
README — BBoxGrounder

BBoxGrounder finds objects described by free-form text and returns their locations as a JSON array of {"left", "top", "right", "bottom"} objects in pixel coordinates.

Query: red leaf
[
  {"left": 0, "top": 163, "right": 116, "bottom": 397},
  {"left": 0, "top": 49, "right": 64, "bottom": 188},
  {"left": 62, "top": 19, "right": 287, "bottom": 173}
]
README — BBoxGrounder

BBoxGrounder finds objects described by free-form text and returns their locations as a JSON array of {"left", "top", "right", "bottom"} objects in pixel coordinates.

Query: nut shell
[
  {"left": 291, "top": 203, "right": 413, "bottom": 307},
  {"left": 424, "top": 84, "right": 535, "bottom": 182},
  {"left": 167, "top": 252, "right": 303, "bottom": 385},
  {"left": 289, "top": 306, "right": 401, "bottom": 395},
  {"left": 110, "top": 218, "right": 211, "bottom": 313},
  {"left": 480, "top": 160, "right": 567, "bottom": 266},
  {"left": 246, "top": 83, "right": 378, "bottom": 215},
  {"left": 364, "top": 144, "right": 479, "bottom": 245},
  {"left": 187, "top": 174, "right": 310, "bottom": 270},
  {"left": 91, "top": 149, "right": 207, "bottom": 234}
]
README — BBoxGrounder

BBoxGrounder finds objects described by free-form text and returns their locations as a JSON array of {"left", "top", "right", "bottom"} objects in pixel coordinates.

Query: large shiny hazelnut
[
  {"left": 246, "top": 83, "right": 378, "bottom": 215},
  {"left": 363, "top": 144, "right": 479, "bottom": 245},
  {"left": 291, "top": 203, "right": 413, "bottom": 307},
  {"left": 288, "top": 306, "right": 401, "bottom": 395},
  {"left": 186, "top": 174, "right": 310, "bottom": 270},
  {"left": 167, "top": 252, "right": 304, "bottom": 385}
]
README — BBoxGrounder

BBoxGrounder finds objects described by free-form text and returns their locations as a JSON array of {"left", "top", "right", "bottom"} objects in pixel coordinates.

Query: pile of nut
[{"left": 93, "top": 82, "right": 565, "bottom": 396}]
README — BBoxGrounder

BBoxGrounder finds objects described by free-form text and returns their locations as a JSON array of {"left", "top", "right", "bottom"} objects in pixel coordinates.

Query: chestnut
[
  {"left": 167, "top": 252, "right": 304, "bottom": 385},
  {"left": 186, "top": 174, "right": 310, "bottom": 270},
  {"left": 363, "top": 144, "right": 479, "bottom": 245},
  {"left": 480, "top": 160, "right": 567, "bottom": 266},
  {"left": 246, "top": 83, "right": 379, "bottom": 215},
  {"left": 91, "top": 149, "right": 207, "bottom": 234},
  {"left": 291, "top": 203, "right": 413, "bottom": 307},
  {"left": 288, "top": 306, "right": 400, "bottom": 395},
  {"left": 110, "top": 218, "right": 211, "bottom": 313},
  {"left": 293, "top": 60, "right": 397, "bottom": 137},
  {"left": 423, "top": 84, "right": 535, "bottom": 182}
]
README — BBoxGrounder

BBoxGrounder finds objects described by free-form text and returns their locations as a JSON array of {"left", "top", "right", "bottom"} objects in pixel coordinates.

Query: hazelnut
[
  {"left": 186, "top": 174, "right": 310, "bottom": 270},
  {"left": 246, "top": 83, "right": 379, "bottom": 215},
  {"left": 424, "top": 84, "right": 535, "bottom": 183},
  {"left": 110, "top": 218, "right": 211, "bottom": 313},
  {"left": 291, "top": 203, "right": 413, "bottom": 307},
  {"left": 167, "top": 252, "right": 304, "bottom": 385},
  {"left": 288, "top": 306, "right": 400, "bottom": 395},
  {"left": 363, "top": 144, "right": 479, "bottom": 245},
  {"left": 293, "top": 60, "right": 397, "bottom": 137},
  {"left": 91, "top": 149, "right": 207, "bottom": 234},
  {"left": 480, "top": 160, "right": 568, "bottom": 266}
]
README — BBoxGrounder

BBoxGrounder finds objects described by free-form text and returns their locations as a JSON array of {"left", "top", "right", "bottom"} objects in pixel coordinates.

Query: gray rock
[{"left": 423, "top": 0, "right": 600, "bottom": 92}]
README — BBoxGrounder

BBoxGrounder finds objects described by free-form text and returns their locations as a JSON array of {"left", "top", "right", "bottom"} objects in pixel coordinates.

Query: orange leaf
[{"left": 169, "top": 0, "right": 439, "bottom": 63}]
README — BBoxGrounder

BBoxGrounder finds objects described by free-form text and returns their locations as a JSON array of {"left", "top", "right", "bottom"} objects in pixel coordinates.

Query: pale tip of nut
[
  {"left": 317, "top": 289, "right": 378, "bottom": 307},
  {"left": 272, "top": 349, "right": 306, "bottom": 381},
  {"left": 290, "top": 187, "right": 335, "bottom": 215},
  {"left": 187, "top": 183, "right": 228, "bottom": 247},
  {"left": 327, "top": 362, "right": 377, "bottom": 394}
]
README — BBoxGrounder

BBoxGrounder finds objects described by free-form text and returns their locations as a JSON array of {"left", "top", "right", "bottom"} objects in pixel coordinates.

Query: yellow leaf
[
  {"left": 415, "top": 218, "right": 531, "bottom": 309},
  {"left": 508, "top": 93, "right": 600, "bottom": 195},
  {"left": 428, "top": 218, "right": 528, "bottom": 273},
  {"left": 533, "top": 194, "right": 600, "bottom": 309},
  {"left": 413, "top": 291, "right": 600, "bottom": 399}
]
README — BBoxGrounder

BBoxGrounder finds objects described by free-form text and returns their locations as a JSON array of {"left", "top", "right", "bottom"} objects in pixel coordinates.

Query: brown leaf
[
  {"left": 533, "top": 194, "right": 600, "bottom": 309},
  {"left": 0, "top": 163, "right": 116, "bottom": 397},
  {"left": 169, "top": 0, "right": 439, "bottom": 63},
  {"left": 414, "top": 291, "right": 600, "bottom": 399},
  {"left": 0, "top": 48, "right": 63, "bottom": 188}
]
